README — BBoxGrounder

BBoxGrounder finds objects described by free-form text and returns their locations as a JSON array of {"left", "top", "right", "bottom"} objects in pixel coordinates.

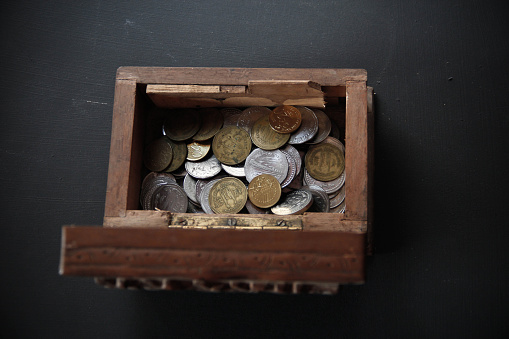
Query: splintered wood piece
[{"left": 247, "top": 80, "right": 324, "bottom": 107}]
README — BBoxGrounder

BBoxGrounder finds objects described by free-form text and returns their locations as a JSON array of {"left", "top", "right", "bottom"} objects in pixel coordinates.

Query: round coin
[
  {"left": 163, "top": 109, "right": 201, "bottom": 141},
  {"left": 329, "top": 184, "right": 345, "bottom": 209},
  {"left": 183, "top": 173, "right": 199, "bottom": 204},
  {"left": 288, "top": 106, "right": 318, "bottom": 144},
  {"left": 237, "top": 106, "right": 271, "bottom": 135},
  {"left": 307, "top": 109, "right": 332, "bottom": 144},
  {"left": 303, "top": 168, "right": 345, "bottom": 194},
  {"left": 330, "top": 199, "right": 346, "bottom": 213},
  {"left": 221, "top": 108, "right": 243, "bottom": 127},
  {"left": 247, "top": 174, "right": 281, "bottom": 208},
  {"left": 271, "top": 190, "right": 313, "bottom": 215},
  {"left": 322, "top": 136, "right": 345, "bottom": 154},
  {"left": 187, "top": 140, "right": 211, "bottom": 161},
  {"left": 281, "top": 144, "right": 302, "bottom": 175},
  {"left": 212, "top": 126, "right": 252, "bottom": 165},
  {"left": 143, "top": 137, "right": 173, "bottom": 172},
  {"left": 200, "top": 179, "right": 221, "bottom": 214},
  {"left": 221, "top": 162, "right": 246, "bottom": 177},
  {"left": 164, "top": 139, "right": 187, "bottom": 172},
  {"left": 152, "top": 183, "right": 188, "bottom": 213},
  {"left": 269, "top": 105, "right": 302, "bottom": 133},
  {"left": 302, "top": 185, "right": 330, "bottom": 213},
  {"left": 185, "top": 154, "right": 222, "bottom": 179},
  {"left": 245, "top": 199, "right": 271, "bottom": 214},
  {"left": 245, "top": 148, "right": 288, "bottom": 183},
  {"left": 279, "top": 150, "right": 297, "bottom": 189},
  {"left": 305, "top": 143, "right": 345, "bottom": 181},
  {"left": 251, "top": 115, "right": 290, "bottom": 150},
  {"left": 209, "top": 177, "right": 248, "bottom": 214},
  {"left": 193, "top": 108, "right": 223, "bottom": 141}
]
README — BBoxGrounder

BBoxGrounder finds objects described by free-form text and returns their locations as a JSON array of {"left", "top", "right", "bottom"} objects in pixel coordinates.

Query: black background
[{"left": 1, "top": 1, "right": 508, "bottom": 338}]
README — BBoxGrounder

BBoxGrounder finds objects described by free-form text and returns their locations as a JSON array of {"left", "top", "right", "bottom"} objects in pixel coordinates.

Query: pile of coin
[{"left": 141, "top": 105, "right": 346, "bottom": 215}]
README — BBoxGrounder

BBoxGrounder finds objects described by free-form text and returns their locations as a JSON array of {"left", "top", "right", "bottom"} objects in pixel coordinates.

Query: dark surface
[{"left": 1, "top": 1, "right": 508, "bottom": 338}]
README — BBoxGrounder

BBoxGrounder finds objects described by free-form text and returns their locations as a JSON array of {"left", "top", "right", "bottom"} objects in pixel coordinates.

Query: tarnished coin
[
  {"left": 251, "top": 115, "right": 290, "bottom": 150},
  {"left": 193, "top": 108, "right": 223, "bottom": 141},
  {"left": 245, "top": 148, "right": 288, "bottom": 183},
  {"left": 221, "top": 162, "right": 245, "bottom": 177},
  {"left": 212, "top": 126, "right": 252, "bottom": 165},
  {"left": 303, "top": 168, "right": 345, "bottom": 194},
  {"left": 221, "top": 108, "right": 243, "bottom": 127},
  {"left": 271, "top": 190, "right": 313, "bottom": 215},
  {"left": 187, "top": 199, "right": 205, "bottom": 213},
  {"left": 322, "top": 136, "right": 345, "bottom": 154},
  {"left": 288, "top": 106, "right": 318, "bottom": 144},
  {"left": 307, "top": 109, "right": 331, "bottom": 144},
  {"left": 248, "top": 174, "right": 281, "bottom": 208},
  {"left": 281, "top": 144, "right": 302, "bottom": 174},
  {"left": 279, "top": 150, "right": 297, "bottom": 189},
  {"left": 163, "top": 109, "right": 201, "bottom": 141},
  {"left": 269, "top": 105, "right": 302, "bottom": 134},
  {"left": 183, "top": 173, "right": 199, "bottom": 204},
  {"left": 140, "top": 172, "right": 176, "bottom": 207},
  {"left": 245, "top": 199, "right": 271, "bottom": 214},
  {"left": 187, "top": 140, "right": 211, "bottom": 161},
  {"left": 330, "top": 199, "right": 346, "bottom": 213},
  {"left": 329, "top": 119, "right": 342, "bottom": 140},
  {"left": 196, "top": 174, "right": 227, "bottom": 204},
  {"left": 329, "top": 184, "right": 345, "bottom": 209},
  {"left": 209, "top": 177, "right": 248, "bottom": 214},
  {"left": 164, "top": 139, "right": 187, "bottom": 172},
  {"left": 152, "top": 183, "right": 188, "bottom": 213},
  {"left": 143, "top": 137, "right": 173, "bottom": 172},
  {"left": 237, "top": 106, "right": 271, "bottom": 134},
  {"left": 302, "top": 185, "right": 330, "bottom": 213},
  {"left": 171, "top": 167, "right": 188, "bottom": 178},
  {"left": 185, "top": 154, "right": 222, "bottom": 179},
  {"left": 305, "top": 143, "right": 344, "bottom": 181},
  {"left": 200, "top": 179, "right": 221, "bottom": 214}
]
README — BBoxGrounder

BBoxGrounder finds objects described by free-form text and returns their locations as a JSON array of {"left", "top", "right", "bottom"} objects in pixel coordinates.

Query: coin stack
[{"left": 141, "top": 105, "right": 346, "bottom": 215}]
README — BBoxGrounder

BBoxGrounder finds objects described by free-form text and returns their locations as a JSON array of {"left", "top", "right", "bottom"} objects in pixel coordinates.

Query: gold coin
[
  {"left": 165, "top": 139, "right": 187, "bottom": 172},
  {"left": 186, "top": 140, "right": 211, "bottom": 161},
  {"left": 269, "top": 105, "right": 302, "bottom": 133},
  {"left": 212, "top": 126, "right": 252, "bottom": 165},
  {"left": 143, "top": 137, "right": 173, "bottom": 172},
  {"left": 248, "top": 174, "right": 281, "bottom": 208},
  {"left": 193, "top": 108, "right": 224, "bottom": 141},
  {"left": 305, "top": 143, "right": 344, "bottom": 181},
  {"left": 251, "top": 115, "right": 290, "bottom": 150},
  {"left": 209, "top": 177, "right": 248, "bottom": 214}
]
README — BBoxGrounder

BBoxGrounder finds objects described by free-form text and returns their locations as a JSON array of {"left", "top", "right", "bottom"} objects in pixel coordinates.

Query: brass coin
[
  {"left": 164, "top": 139, "right": 187, "bottom": 172},
  {"left": 187, "top": 140, "right": 211, "bottom": 161},
  {"left": 269, "top": 105, "right": 302, "bottom": 134},
  {"left": 163, "top": 109, "right": 201, "bottom": 141},
  {"left": 305, "top": 143, "right": 345, "bottom": 181},
  {"left": 212, "top": 126, "right": 252, "bottom": 165},
  {"left": 248, "top": 174, "right": 281, "bottom": 208},
  {"left": 209, "top": 177, "right": 248, "bottom": 214},
  {"left": 193, "top": 108, "right": 223, "bottom": 141},
  {"left": 143, "top": 137, "right": 173, "bottom": 172},
  {"left": 251, "top": 115, "right": 290, "bottom": 150}
]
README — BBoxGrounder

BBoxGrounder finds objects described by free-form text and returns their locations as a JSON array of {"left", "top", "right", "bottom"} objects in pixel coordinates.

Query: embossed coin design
[
  {"left": 303, "top": 168, "right": 345, "bottom": 194},
  {"left": 237, "top": 106, "right": 271, "bottom": 134},
  {"left": 200, "top": 179, "right": 221, "bottom": 214},
  {"left": 164, "top": 139, "right": 187, "bottom": 172},
  {"left": 307, "top": 109, "right": 332, "bottom": 144},
  {"left": 305, "top": 143, "right": 344, "bottom": 181},
  {"left": 143, "top": 137, "right": 173, "bottom": 172},
  {"left": 152, "top": 183, "right": 188, "bottom": 213},
  {"left": 221, "top": 108, "right": 243, "bottom": 127},
  {"left": 163, "top": 109, "right": 201, "bottom": 141},
  {"left": 269, "top": 105, "right": 302, "bottom": 133},
  {"left": 185, "top": 154, "right": 222, "bottom": 179},
  {"left": 271, "top": 190, "right": 313, "bottom": 215},
  {"left": 248, "top": 174, "right": 281, "bottom": 208},
  {"left": 288, "top": 106, "right": 318, "bottom": 144},
  {"left": 302, "top": 185, "right": 330, "bottom": 213},
  {"left": 209, "top": 177, "right": 248, "bottom": 214},
  {"left": 251, "top": 115, "right": 290, "bottom": 150},
  {"left": 212, "top": 126, "right": 252, "bottom": 165},
  {"left": 193, "top": 108, "right": 223, "bottom": 141},
  {"left": 186, "top": 140, "right": 211, "bottom": 161},
  {"left": 245, "top": 148, "right": 288, "bottom": 183}
]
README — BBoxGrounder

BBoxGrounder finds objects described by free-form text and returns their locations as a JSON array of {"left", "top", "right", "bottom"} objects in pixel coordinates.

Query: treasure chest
[{"left": 59, "top": 67, "right": 374, "bottom": 294}]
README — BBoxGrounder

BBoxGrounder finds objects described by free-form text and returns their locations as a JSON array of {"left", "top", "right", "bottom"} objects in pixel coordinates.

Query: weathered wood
[
  {"left": 117, "top": 67, "right": 367, "bottom": 86},
  {"left": 367, "top": 86, "right": 375, "bottom": 254},
  {"left": 169, "top": 213, "right": 302, "bottom": 230},
  {"left": 302, "top": 213, "right": 367, "bottom": 232},
  {"left": 247, "top": 80, "right": 324, "bottom": 107},
  {"left": 104, "top": 210, "right": 171, "bottom": 228},
  {"left": 61, "top": 227, "right": 365, "bottom": 283},
  {"left": 344, "top": 80, "right": 368, "bottom": 220},
  {"left": 146, "top": 84, "right": 246, "bottom": 97}
]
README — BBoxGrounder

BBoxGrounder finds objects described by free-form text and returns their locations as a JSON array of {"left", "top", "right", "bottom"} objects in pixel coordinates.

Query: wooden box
[{"left": 60, "top": 67, "right": 374, "bottom": 294}]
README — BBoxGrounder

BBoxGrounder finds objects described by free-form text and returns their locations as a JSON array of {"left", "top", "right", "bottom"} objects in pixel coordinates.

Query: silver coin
[
  {"left": 237, "top": 106, "right": 271, "bottom": 135},
  {"left": 185, "top": 154, "right": 222, "bottom": 179},
  {"left": 245, "top": 148, "right": 288, "bottom": 183},
  {"left": 187, "top": 198, "right": 205, "bottom": 213},
  {"left": 322, "top": 136, "right": 345, "bottom": 154},
  {"left": 183, "top": 173, "right": 199, "bottom": 204},
  {"left": 281, "top": 144, "right": 302, "bottom": 174},
  {"left": 285, "top": 169, "right": 303, "bottom": 190},
  {"left": 140, "top": 173, "right": 177, "bottom": 207},
  {"left": 330, "top": 199, "right": 346, "bottom": 213},
  {"left": 288, "top": 106, "right": 318, "bottom": 144},
  {"left": 221, "top": 108, "right": 243, "bottom": 127},
  {"left": 152, "top": 183, "right": 188, "bottom": 213},
  {"left": 245, "top": 198, "right": 271, "bottom": 214},
  {"left": 302, "top": 185, "right": 330, "bottom": 213},
  {"left": 221, "top": 162, "right": 246, "bottom": 177},
  {"left": 303, "top": 168, "right": 345, "bottom": 194},
  {"left": 279, "top": 150, "right": 297, "bottom": 189},
  {"left": 307, "top": 109, "right": 331, "bottom": 144},
  {"left": 141, "top": 172, "right": 175, "bottom": 191},
  {"left": 200, "top": 179, "right": 221, "bottom": 214},
  {"left": 329, "top": 184, "right": 345, "bottom": 209},
  {"left": 271, "top": 190, "right": 313, "bottom": 215}
]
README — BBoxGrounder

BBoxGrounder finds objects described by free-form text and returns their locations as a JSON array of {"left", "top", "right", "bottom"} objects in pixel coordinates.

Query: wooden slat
[
  {"left": 60, "top": 227, "right": 365, "bottom": 283},
  {"left": 302, "top": 213, "right": 367, "bottom": 233},
  {"left": 367, "top": 86, "right": 375, "bottom": 254},
  {"left": 344, "top": 80, "right": 368, "bottom": 220},
  {"left": 117, "top": 67, "right": 367, "bottom": 86}
]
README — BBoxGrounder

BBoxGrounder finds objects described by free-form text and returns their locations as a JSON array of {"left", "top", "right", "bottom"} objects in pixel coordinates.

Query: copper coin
[
  {"left": 187, "top": 140, "right": 211, "bottom": 161},
  {"left": 193, "top": 108, "right": 223, "bottom": 141},
  {"left": 163, "top": 109, "right": 201, "bottom": 141},
  {"left": 143, "top": 137, "right": 173, "bottom": 172},
  {"left": 212, "top": 126, "right": 252, "bottom": 165},
  {"left": 269, "top": 105, "right": 302, "bottom": 134},
  {"left": 248, "top": 174, "right": 281, "bottom": 208},
  {"left": 209, "top": 177, "right": 248, "bottom": 214},
  {"left": 305, "top": 143, "right": 344, "bottom": 181},
  {"left": 164, "top": 139, "right": 187, "bottom": 172},
  {"left": 307, "top": 109, "right": 331, "bottom": 144},
  {"left": 251, "top": 115, "right": 290, "bottom": 150}
]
